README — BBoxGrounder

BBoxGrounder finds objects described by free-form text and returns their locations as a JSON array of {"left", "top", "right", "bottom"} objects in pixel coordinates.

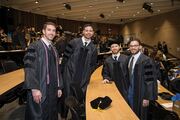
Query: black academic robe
[
  {"left": 128, "top": 53, "right": 158, "bottom": 120},
  {"left": 102, "top": 54, "right": 129, "bottom": 101},
  {"left": 62, "top": 38, "right": 97, "bottom": 99},
  {"left": 24, "top": 40, "right": 63, "bottom": 120}
]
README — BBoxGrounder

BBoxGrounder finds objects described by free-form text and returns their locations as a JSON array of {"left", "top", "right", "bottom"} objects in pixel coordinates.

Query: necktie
[
  {"left": 84, "top": 42, "right": 87, "bottom": 47},
  {"left": 48, "top": 44, "right": 53, "bottom": 51},
  {"left": 129, "top": 57, "right": 134, "bottom": 75},
  {"left": 114, "top": 56, "right": 117, "bottom": 61}
]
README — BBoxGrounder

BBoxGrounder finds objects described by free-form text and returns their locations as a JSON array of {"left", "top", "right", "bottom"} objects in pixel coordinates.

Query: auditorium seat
[
  {"left": 170, "top": 78, "right": 180, "bottom": 93},
  {"left": 148, "top": 101, "right": 179, "bottom": 120},
  {"left": 1, "top": 60, "right": 18, "bottom": 73}
]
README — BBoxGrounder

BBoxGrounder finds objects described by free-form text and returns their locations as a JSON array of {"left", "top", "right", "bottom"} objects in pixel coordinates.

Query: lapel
[{"left": 135, "top": 53, "right": 143, "bottom": 65}]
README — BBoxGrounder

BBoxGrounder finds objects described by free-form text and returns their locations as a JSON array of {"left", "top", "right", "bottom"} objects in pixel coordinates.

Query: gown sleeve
[
  {"left": 102, "top": 59, "right": 112, "bottom": 81},
  {"left": 143, "top": 58, "right": 158, "bottom": 100},
  {"left": 23, "top": 43, "right": 39, "bottom": 90}
]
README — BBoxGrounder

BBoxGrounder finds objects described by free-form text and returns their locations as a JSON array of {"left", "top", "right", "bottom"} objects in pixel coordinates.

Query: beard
[{"left": 112, "top": 49, "right": 120, "bottom": 54}]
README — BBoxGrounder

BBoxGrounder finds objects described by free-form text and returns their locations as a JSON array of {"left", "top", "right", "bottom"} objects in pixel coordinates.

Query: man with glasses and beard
[{"left": 127, "top": 38, "right": 157, "bottom": 120}]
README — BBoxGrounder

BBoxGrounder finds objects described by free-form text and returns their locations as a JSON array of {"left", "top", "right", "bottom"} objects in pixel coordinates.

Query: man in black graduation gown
[
  {"left": 61, "top": 24, "right": 97, "bottom": 118},
  {"left": 127, "top": 39, "right": 157, "bottom": 120},
  {"left": 102, "top": 40, "right": 129, "bottom": 101},
  {"left": 24, "top": 22, "right": 63, "bottom": 120}
]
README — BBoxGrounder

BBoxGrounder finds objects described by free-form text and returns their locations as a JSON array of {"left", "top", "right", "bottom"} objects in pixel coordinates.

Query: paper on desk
[{"left": 161, "top": 102, "right": 173, "bottom": 108}]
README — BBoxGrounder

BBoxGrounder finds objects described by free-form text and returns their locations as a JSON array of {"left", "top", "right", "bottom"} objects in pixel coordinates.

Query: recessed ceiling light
[
  {"left": 35, "top": 0, "right": 39, "bottom": 4},
  {"left": 116, "top": 6, "right": 119, "bottom": 9},
  {"left": 150, "top": 2, "right": 154, "bottom": 5},
  {"left": 133, "top": 14, "right": 136, "bottom": 17},
  {"left": 111, "top": 11, "right": 114, "bottom": 13},
  {"left": 158, "top": 9, "right": 161, "bottom": 12},
  {"left": 83, "top": 16, "right": 87, "bottom": 19},
  {"left": 89, "top": 5, "right": 93, "bottom": 8},
  {"left": 137, "top": 11, "right": 140, "bottom": 14}
]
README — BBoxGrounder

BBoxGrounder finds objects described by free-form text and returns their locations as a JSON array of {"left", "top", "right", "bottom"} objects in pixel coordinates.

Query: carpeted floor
[
  {"left": 0, "top": 99, "right": 71, "bottom": 120},
  {"left": 0, "top": 99, "right": 25, "bottom": 120}
]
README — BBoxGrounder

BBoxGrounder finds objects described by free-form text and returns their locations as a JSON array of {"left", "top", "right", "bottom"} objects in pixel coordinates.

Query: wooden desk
[
  {"left": 86, "top": 66, "right": 139, "bottom": 120},
  {"left": 0, "top": 69, "right": 24, "bottom": 95}
]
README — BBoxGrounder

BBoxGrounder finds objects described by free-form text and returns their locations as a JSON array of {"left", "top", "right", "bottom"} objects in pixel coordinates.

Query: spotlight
[
  {"left": 99, "top": 13, "right": 105, "bottom": 18},
  {"left": 116, "top": 0, "right": 124, "bottom": 2},
  {"left": 63, "top": 3, "right": 71, "bottom": 10},
  {"left": 143, "top": 2, "right": 153, "bottom": 13}
]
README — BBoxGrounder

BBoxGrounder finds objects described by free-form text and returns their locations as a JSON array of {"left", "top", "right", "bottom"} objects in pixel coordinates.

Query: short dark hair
[
  {"left": 128, "top": 38, "right": 141, "bottom": 45},
  {"left": 83, "top": 24, "right": 94, "bottom": 30},
  {"left": 43, "top": 22, "right": 56, "bottom": 30}
]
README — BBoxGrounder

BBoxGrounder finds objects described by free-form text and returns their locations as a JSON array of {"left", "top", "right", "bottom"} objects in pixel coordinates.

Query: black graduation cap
[
  {"left": 108, "top": 39, "right": 120, "bottom": 47},
  {"left": 90, "top": 96, "right": 112, "bottom": 109}
]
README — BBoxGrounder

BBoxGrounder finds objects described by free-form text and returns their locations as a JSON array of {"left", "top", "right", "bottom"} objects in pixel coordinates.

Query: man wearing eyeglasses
[{"left": 127, "top": 38, "right": 157, "bottom": 120}]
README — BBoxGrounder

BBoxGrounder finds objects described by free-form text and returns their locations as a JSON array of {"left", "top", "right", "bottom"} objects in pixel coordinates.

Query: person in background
[
  {"left": 157, "top": 41, "right": 162, "bottom": 51},
  {"left": 24, "top": 22, "right": 63, "bottom": 120},
  {"left": 127, "top": 38, "right": 157, "bottom": 120},
  {"left": 102, "top": 40, "right": 129, "bottom": 101},
  {"left": 162, "top": 41, "right": 168, "bottom": 54}
]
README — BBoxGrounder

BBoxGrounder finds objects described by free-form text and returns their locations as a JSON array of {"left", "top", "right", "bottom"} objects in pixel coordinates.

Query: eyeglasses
[{"left": 129, "top": 45, "right": 139, "bottom": 48}]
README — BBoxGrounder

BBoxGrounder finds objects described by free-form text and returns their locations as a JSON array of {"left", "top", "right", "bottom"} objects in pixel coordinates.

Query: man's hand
[
  {"left": 142, "top": 99, "right": 149, "bottom": 107},
  {"left": 102, "top": 79, "right": 110, "bottom": 84},
  {"left": 31, "top": 89, "right": 42, "bottom": 104},
  {"left": 57, "top": 90, "right": 62, "bottom": 98}
]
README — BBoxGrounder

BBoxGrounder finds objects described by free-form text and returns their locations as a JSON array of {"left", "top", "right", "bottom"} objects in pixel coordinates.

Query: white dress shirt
[
  {"left": 82, "top": 36, "right": 91, "bottom": 46},
  {"left": 112, "top": 52, "right": 120, "bottom": 60}
]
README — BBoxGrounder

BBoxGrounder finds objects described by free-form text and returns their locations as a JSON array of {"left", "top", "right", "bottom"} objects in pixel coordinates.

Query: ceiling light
[
  {"left": 143, "top": 2, "right": 153, "bottom": 13},
  {"left": 150, "top": 2, "right": 154, "bottom": 5},
  {"left": 89, "top": 5, "right": 93, "bottom": 8},
  {"left": 157, "top": 9, "right": 161, "bottom": 12},
  {"left": 35, "top": 0, "right": 39, "bottom": 4},
  {"left": 117, "top": 0, "right": 125, "bottom": 2},
  {"left": 63, "top": 3, "right": 71, "bottom": 10},
  {"left": 99, "top": 13, "right": 105, "bottom": 18}
]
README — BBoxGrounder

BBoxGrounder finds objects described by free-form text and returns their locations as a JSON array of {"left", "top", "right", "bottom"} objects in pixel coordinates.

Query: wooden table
[
  {"left": 86, "top": 66, "right": 139, "bottom": 120},
  {"left": 0, "top": 69, "right": 24, "bottom": 95}
]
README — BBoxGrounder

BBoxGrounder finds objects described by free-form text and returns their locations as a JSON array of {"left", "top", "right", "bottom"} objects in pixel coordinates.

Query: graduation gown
[
  {"left": 102, "top": 54, "right": 129, "bottom": 101},
  {"left": 62, "top": 38, "right": 97, "bottom": 99},
  {"left": 24, "top": 40, "right": 63, "bottom": 120},
  {"left": 128, "top": 53, "right": 158, "bottom": 120}
]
